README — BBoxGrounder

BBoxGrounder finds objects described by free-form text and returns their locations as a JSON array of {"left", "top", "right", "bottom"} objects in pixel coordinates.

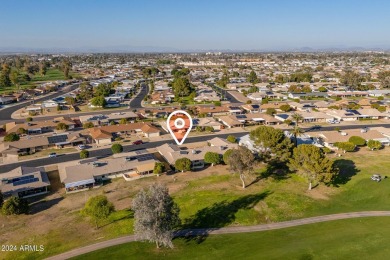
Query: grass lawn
[
  {"left": 3, "top": 148, "right": 390, "bottom": 259},
  {"left": 0, "top": 69, "right": 80, "bottom": 94},
  {"left": 30, "top": 69, "right": 67, "bottom": 82},
  {"left": 72, "top": 217, "right": 390, "bottom": 260}
]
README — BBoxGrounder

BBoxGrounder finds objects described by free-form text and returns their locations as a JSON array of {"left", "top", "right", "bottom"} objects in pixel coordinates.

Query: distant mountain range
[{"left": 0, "top": 45, "right": 389, "bottom": 54}]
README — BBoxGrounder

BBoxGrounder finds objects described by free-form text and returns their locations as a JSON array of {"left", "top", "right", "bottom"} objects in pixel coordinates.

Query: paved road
[
  {"left": 0, "top": 82, "right": 149, "bottom": 125},
  {"left": 0, "top": 82, "right": 81, "bottom": 125},
  {"left": 211, "top": 84, "right": 242, "bottom": 103},
  {"left": 45, "top": 211, "right": 390, "bottom": 260},
  {"left": 0, "top": 132, "right": 248, "bottom": 173},
  {"left": 2, "top": 123, "right": 390, "bottom": 173},
  {"left": 129, "top": 83, "right": 148, "bottom": 108}
]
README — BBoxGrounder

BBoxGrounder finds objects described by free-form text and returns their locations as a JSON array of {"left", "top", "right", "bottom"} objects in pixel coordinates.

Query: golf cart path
[{"left": 45, "top": 211, "right": 390, "bottom": 260}]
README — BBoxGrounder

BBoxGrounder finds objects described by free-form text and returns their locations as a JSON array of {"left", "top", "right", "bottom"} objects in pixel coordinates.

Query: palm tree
[
  {"left": 291, "top": 126, "right": 304, "bottom": 147},
  {"left": 291, "top": 113, "right": 303, "bottom": 127}
]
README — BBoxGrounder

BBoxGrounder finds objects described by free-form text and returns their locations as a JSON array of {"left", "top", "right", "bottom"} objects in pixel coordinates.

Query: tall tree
[
  {"left": 78, "top": 83, "right": 93, "bottom": 101},
  {"left": 291, "top": 126, "right": 304, "bottom": 147},
  {"left": 90, "top": 96, "right": 107, "bottom": 107},
  {"left": 250, "top": 126, "right": 293, "bottom": 162},
  {"left": 132, "top": 184, "right": 180, "bottom": 248},
  {"left": 227, "top": 146, "right": 255, "bottom": 188},
  {"left": 340, "top": 70, "right": 364, "bottom": 90},
  {"left": 378, "top": 71, "right": 390, "bottom": 88},
  {"left": 291, "top": 113, "right": 303, "bottom": 127},
  {"left": 9, "top": 70, "right": 20, "bottom": 92},
  {"left": 247, "top": 70, "right": 258, "bottom": 84},
  {"left": 94, "top": 83, "right": 112, "bottom": 97},
  {"left": 62, "top": 59, "right": 72, "bottom": 79},
  {"left": 0, "top": 64, "right": 11, "bottom": 88},
  {"left": 172, "top": 77, "right": 191, "bottom": 98},
  {"left": 288, "top": 144, "right": 338, "bottom": 190},
  {"left": 39, "top": 62, "right": 48, "bottom": 76}
]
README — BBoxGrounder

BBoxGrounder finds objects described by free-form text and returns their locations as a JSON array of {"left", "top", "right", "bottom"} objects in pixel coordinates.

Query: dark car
[{"left": 133, "top": 140, "right": 143, "bottom": 145}]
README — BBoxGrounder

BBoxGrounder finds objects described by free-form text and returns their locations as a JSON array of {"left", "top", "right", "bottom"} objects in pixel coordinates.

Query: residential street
[{"left": 0, "top": 82, "right": 81, "bottom": 124}]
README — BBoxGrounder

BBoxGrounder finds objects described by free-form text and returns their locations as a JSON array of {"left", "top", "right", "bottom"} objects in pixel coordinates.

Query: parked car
[
  {"left": 48, "top": 153, "right": 57, "bottom": 158},
  {"left": 133, "top": 140, "right": 143, "bottom": 145},
  {"left": 78, "top": 144, "right": 86, "bottom": 150}
]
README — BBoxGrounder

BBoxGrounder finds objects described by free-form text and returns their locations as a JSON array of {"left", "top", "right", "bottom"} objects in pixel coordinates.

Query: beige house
[
  {"left": 0, "top": 166, "right": 50, "bottom": 198},
  {"left": 314, "top": 129, "right": 390, "bottom": 148},
  {"left": 89, "top": 129, "right": 112, "bottom": 145},
  {"left": 88, "top": 122, "right": 160, "bottom": 145},
  {"left": 157, "top": 137, "right": 238, "bottom": 170},
  {"left": 6, "top": 117, "right": 76, "bottom": 135},
  {"left": 0, "top": 132, "right": 87, "bottom": 159},
  {"left": 59, "top": 153, "right": 157, "bottom": 193},
  {"left": 193, "top": 117, "right": 223, "bottom": 131}
]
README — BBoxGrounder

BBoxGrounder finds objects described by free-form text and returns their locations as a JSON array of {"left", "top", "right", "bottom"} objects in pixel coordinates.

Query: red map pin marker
[{"left": 167, "top": 110, "right": 193, "bottom": 145}]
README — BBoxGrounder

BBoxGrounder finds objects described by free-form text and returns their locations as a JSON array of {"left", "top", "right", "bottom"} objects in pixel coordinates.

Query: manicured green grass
[
  {"left": 0, "top": 69, "right": 80, "bottom": 94},
  {"left": 72, "top": 217, "right": 390, "bottom": 260},
  {"left": 30, "top": 69, "right": 67, "bottom": 82},
  {"left": 5, "top": 149, "right": 390, "bottom": 260}
]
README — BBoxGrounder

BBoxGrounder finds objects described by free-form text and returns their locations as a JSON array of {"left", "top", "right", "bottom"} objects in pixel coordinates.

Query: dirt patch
[{"left": 305, "top": 185, "right": 333, "bottom": 200}]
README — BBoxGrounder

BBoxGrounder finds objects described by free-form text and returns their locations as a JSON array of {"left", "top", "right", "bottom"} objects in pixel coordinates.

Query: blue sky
[{"left": 1, "top": 0, "right": 390, "bottom": 51}]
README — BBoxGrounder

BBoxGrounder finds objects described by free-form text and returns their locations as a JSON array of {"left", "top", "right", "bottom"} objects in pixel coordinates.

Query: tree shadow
[
  {"left": 29, "top": 197, "right": 64, "bottom": 214},
  {"left": 332, "top": 159, "right": 360, "bottom": 187},
  {"left": 99, "top": 209, "right": 134, "bottom": 228},
  {"left": 247, "top": 161, "right": 290, "bottom": 188},
  {"left": 177, "top": 191, "right": 270, "bottom": 244}
]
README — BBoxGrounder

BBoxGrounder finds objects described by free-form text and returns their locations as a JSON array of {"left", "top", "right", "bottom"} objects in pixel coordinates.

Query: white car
[
  {"left": 48, "top": 153, "right": 57, "bottom": 158},
  {"left": 78, "top": 145, "right": 86, "bottom": 150}
]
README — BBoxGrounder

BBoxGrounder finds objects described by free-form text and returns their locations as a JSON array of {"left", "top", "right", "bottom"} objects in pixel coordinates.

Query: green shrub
[
  {"left": 227, "top": 135, "right": 237, "bottom": 143},
  {"left": 111, "top": 143, "right": 123, "bottom": 154},
  {"left": 2, "top": 197, "right": 29, "bottom": 215},
  {"left": 348, "top": 136, "right": 366, "bottom": 146}
]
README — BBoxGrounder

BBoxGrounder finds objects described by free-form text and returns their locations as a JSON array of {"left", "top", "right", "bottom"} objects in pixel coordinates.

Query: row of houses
[
  {"left": 0, "top": 150, "right": 157, "bottom": 197},
  {"left": 0, "top": 137, "right": 236, "bottom": 197},
  {"left": 0, "top": 132, "right": 87, "bottom": 163},
  {"left": 311, "top": 127, "right": 390, "bottom": 148},
  {"left": 5, "top": 117, "right": 77, "bottom": 135},
  {"left": 0, "top": 81, "right": 72, "bottom": 106},
  {"left": 88, "top": 122, "right": 160, "bottom": 145},
  {"left": 58, "top": 151, "right": 157, "bottom": 193}
]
